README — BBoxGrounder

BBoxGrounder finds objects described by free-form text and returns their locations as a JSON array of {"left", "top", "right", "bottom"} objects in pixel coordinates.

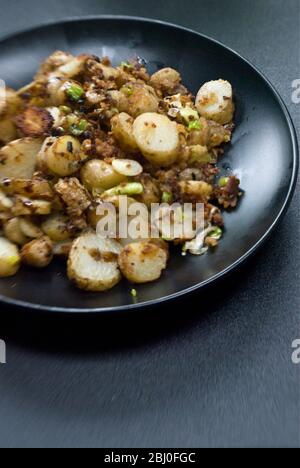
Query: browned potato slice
[
  {"left": 195, "top": 80, "right": 234, "bottom": 125},
  {"left": 111, "top": 113, "right": 139, "bottom": 153},
  {"left": 0, "top": 138, "right": 43, "bottom": 181},
  {"left": 133, "top": 113, "right": 180, "bottom": 167},
  {"left": 3, "top": 218, "right": 28, "bottom": 246},
  {"left": 118, "top": 241, "right": 168, "bottom": 284},
  {"left": 0, "top": 118, "right": 18, "bottom": 145},
  {"left": 19, "top": 218, "right": 43, "bottom": 239},
  {"left": 56, "top": 55, "right": 89, "bottom": 78},
  {"left": 125, "top": 84, "right": 159, "bottom": 118},
  {"left": 0, "top": 237, "right": 21, "bottom": 277},
  {"left": 41, "top": 213, "right": 70, "bottom": 242},
  {"left": 150, "top": 68, "right": 181, "bottom": 94},
  {"left": 21, "top": 236, "right": 53, "bottom": 268},
  {"left": 67, "top": 233, "right": 122, "bottom": 292},
  {"left": 12, "top": 197, "right": 52, "bottom": 216},
  {"left": 35, "top": 51, "right": 74, "bottom": 80},
  {"left": 0, "top": 188, "right": 13, "bottom": 210},
  {"left": 3, "top": 178, "right": 54, "bottom": 200},
  {"left": 179, "top": 181, "right": 213, "bottom": 200},
  {"left": 15, "top": 107, "right": 54, "bottom": 137},
  {"left": 0, "top": 87, "right": 23, "bottom": 117},
  {"left": 81, "top": 160, "right": 126, "bottom": 191}
]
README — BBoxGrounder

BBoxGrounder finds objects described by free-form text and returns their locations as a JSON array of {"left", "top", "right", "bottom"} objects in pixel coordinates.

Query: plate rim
[{"left": 0, "top": 15, "right": 298, "bottom": 314}]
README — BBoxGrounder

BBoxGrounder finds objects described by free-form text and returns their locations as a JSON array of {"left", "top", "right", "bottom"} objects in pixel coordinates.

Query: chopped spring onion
[
  {"left": 179, "top": 107, "right": 199, "bottom": 125},
  {"left": 188, "top": 120, "right": 202, "bottom": 131},
  {"left": 59, "top": 105, "right": 72, "bottom": 114},
  {"left": 121, "top": 61, "right": 134, "bottom": 70},
  {"left": 131, "top": 288, "right": 137, "bottom": 298},
  {"left": 121, "top": 86, "right": 134, "bottom": 97},
  {"left": 218, "top": 177, "right": 230, "bottom": 188},
  {"left": 103, "top": 182, "right": 144, "bottom": 197},
  {"left": 69, "top": 119, "right": 88, "bottom": 136},
  {"left": 207, "top": 227, "right": 223, "bottom": 240},
  {"left": 161, "top": 191, "right": 173, "bottom": 204},
  {"left": 66, "top": 84, "right": 84, "bottom": 102}
]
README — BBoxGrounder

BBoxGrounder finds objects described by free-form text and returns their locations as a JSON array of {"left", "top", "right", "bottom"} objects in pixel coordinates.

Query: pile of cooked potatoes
[{"left": 0, "top": 51, "right": 241, "bottom": 292}]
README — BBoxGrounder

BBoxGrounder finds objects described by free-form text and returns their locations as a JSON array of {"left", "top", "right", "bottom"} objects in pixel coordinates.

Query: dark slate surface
[{"left": 0, "top": 0, "right": 299, "bottom": 448}]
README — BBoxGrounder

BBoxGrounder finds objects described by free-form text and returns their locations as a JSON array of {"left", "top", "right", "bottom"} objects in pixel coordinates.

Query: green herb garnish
[
  {"left": 66, "top": 84, "right": 84, "bottom": 102},
  {"left": 162, "top": 191, "right": 173, "bottom": 204},
  {"left": 188, "top": 120, "right": 202, "bottom": 131},
  {"left": 218, "top": 177, "right": 230, "bottom": 188},
  {"left": 207, "top": 227, "right": 223, "bottom": 240},
  {"left": 69, "top": 119, "right": 88, "bottom": 136},
  {"left": 121, "top": 61, "right": 134, "bottom": 70},
  {"left": 103, "top": 182, "right": 144, "bottom": 197},
  {"left": 59, "top": 105, "right": 72, "bottom": 114}
]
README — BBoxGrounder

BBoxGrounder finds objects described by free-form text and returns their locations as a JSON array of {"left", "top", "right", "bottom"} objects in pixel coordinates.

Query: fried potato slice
[
  {"left": 3, "top": 218, "right": 28, "bottom": 246},
  {"left": 0, "top": 118, "right": 18, "bottom": 145},
  {"left": 2, "top": 177, "right": 54, "bottom": 200},
  {"left": 21, "top": 236, "right": 53, "bottom": 268},
  {"left": 118, "top": 241, "right": 168, "bottom": 284},
  {"left": 12, "top": 197, "right": 52, "bottom": 216},
  {"left": 41, "top": 213, "right": 71, "bottom": 242},
  {"left": 67, "top": 233, "right": 122, "bottom": 292},
  {"left": 150, "top": 68, "right": 181, "bottom": 95},
  {"left": 15, "top": 107, "right": 54, "bottom": 137},
  {"left": 133, "top": 113, "right": 179, "bottom": 167},
  {"left": 0, "top": 138, "right": 43, "bottom": 180},
  {"left": 0, "top": 237, "right": 21, "bottom": 277},
  {"left": 111, "top": 113, "right": 139, "bottom": 153},
  {"left": 195, "top": 80, "right": 234, "bottom": 125}
]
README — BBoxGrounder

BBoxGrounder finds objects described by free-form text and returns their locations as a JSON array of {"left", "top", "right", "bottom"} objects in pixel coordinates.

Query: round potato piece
[
  {"left": 0, "top": 138, "right": 43, "bottom": 181},
  {"left": 67, "top": 233, "right": 122, "bottom": 292},
  {"left": 21, "top": 236, "right": 53, "bottom": 268},
  {"left": 195, "top": 80, "right": 234, "bottom": 125},
  {"left": 0, "top": 87, "right": 23, "bottom": 117},
  {"left": 179, "top": 180, "right": 213, "bottom": 200},
  {"left": 150, "top": 68, "right": 181, "bottom": 94},
  {"left": 124, "top": 84, "right": 159, "bottom": 118},
  {"left": 0, "top": 118, "right": 18, "bottom": 145},
  {"left": 133, "top": 113, "right": 180, "bottom": 167},
  {"left": 111, "top": 113, "right": 139, "bottom": 153},
  {"left": 80, "top": 160, "right": 126, "bottom": 191},
  {"left": 4, "top": 218, "right": 28, "bottom": 246},
  {"left": 19, "top": 218, "right": 43, "bottom": 239},
  {"left": 43, "top": 136, "right": 84, "bottom": 177},
  {"left": 0, "top": 237, "right": 21, "bottom": 277},
  {"left": 15, "top": 107, "right": 54, "bottom": 138},
  {"left": 118, "top": 241, "right": 168, "bottom": 284},
  {"left": 41, "top": 213, "right": 70, "bottom": 242}
]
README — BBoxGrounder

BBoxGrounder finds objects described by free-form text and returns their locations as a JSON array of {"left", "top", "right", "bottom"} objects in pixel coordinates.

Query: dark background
[{"left": 0, "top": 0, "right": 299, "bottom": 448}]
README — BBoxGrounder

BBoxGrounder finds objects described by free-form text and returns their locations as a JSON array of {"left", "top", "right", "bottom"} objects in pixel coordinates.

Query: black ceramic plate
[{"left": 0, "top": 16, "right": 298, "bottom": 313}]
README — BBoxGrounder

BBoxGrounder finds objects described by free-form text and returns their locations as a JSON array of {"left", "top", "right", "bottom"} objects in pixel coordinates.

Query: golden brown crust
[
  {"left": 15, "top": 107, "right": 54, "bottom": 137},
  {"left": 21, "top": 236, "right": 53, "bottom": 268},
  {"left": 118, "top": 241, "right": 168, "bottom": 284}
]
